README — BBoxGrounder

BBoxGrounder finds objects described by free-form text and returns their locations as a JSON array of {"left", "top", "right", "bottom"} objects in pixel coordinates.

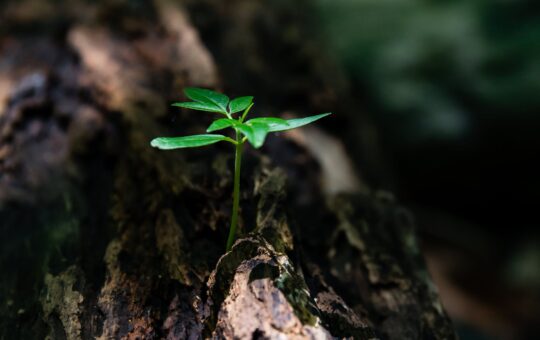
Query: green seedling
[{"left": 151, "top": 88, "right": 331, "bottom": 251}]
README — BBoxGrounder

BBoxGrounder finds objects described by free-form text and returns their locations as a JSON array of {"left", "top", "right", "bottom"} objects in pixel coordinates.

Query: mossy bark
[{"left": 0, "top": 1, "right": 455, "bottom": 339}]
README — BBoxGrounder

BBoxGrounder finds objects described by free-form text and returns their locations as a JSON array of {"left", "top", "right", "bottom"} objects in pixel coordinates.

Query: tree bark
[{"left": 0, "top": 1, "right": 455, "bottom": 339}]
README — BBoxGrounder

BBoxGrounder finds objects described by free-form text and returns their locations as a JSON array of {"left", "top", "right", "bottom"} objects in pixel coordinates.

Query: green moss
[{"left": 273, "top": 256, "right": 319, "bottom": 326}]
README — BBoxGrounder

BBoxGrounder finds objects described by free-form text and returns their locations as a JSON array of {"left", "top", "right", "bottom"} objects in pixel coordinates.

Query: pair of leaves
[
  {"left": 203, "top": 113, "right": 329, "bottom": 148},
  {"left": 150, "top": 112, "right": 331, "bottom": 150},
  {"left": 172, "top": 88, "right": 253, "bottom": 115}
]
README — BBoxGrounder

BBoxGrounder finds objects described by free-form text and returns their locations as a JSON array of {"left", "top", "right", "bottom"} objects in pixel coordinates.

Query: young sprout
[{"left": 151, "top": 88, "right": 331, "bottom": 251}]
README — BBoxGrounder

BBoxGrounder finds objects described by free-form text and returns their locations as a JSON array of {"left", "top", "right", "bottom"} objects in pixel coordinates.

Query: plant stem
[{"left": 226, "top": 131, "right": 243, "bottom": 251}]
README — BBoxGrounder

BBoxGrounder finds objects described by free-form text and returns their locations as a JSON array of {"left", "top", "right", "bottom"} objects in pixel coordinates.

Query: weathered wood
[{"left": 0, "top": 1, "right": 455, "bottom": 339}]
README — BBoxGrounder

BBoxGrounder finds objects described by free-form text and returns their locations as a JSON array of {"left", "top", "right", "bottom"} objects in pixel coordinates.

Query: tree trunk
[{"left": 0, "top": 1, "right": 455, "bottom": 339}]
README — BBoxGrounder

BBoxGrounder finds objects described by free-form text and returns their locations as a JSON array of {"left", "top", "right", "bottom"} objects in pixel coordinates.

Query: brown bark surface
[{"left": 0, "top": 1, "right": 455, "bottom": 339}]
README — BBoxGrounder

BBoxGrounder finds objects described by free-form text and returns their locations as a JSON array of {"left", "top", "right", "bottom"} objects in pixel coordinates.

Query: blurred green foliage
[{"left": 315, "top": 0, "right": 540, "bottom": 143}]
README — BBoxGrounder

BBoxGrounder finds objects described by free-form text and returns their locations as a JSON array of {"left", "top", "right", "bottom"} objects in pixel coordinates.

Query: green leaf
[
  {"left": 184, "top": 87, "right": 229, "bottom": 113},
  {"left": 150, "top": 134, "right": 229, "bottom": 150},
  {"left": 236, "top": 123, "right": 269, "bottom": 148},
  {"left": 235, "top": 124, "right": 254, "bottom": 145},
  {"left": 207, "top": 118, "right": 237, "bottom": 132},
  {"left": 267, "top": 113, "right": 332, "bottom": 132},
  {"left": 249, "top": 122, "right": 270, "bottom": 148},
  {"left": 172, "top": 102, "right": 224, "bottom": 113},
  {"left": 229, "top": 96, "right": 253, "bottom": 114},
  {"left": 246, "top": 117, "right": 289, "bottom": 126}
]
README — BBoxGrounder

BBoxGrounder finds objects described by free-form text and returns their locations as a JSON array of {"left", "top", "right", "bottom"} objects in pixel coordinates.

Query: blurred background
[
  {"left": 311, "top": 0, "right": 540, "bottom": 339},
  {"left": 1, "top": 0, "right": 539, "bottom": 339}
]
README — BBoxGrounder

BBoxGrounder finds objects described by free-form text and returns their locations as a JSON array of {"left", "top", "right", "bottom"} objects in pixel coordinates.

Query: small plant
[{"left": 151, "top": 88, "right": 331, "bottom": 251}]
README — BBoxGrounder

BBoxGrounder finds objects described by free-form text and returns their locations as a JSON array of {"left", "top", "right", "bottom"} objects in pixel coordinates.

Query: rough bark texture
[{"left": 0, "top": 1, "right": 455, "bottom": 339}]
